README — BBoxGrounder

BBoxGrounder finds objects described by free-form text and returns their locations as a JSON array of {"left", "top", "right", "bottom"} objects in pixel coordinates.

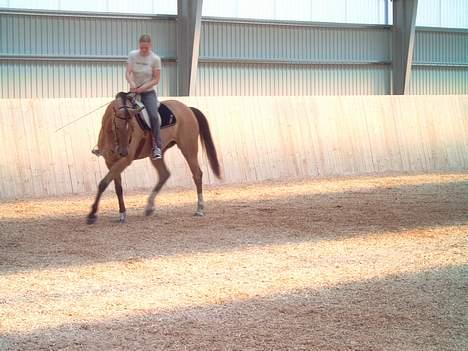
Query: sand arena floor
[{"left": 0, "top": 173, "right": 467, "bottom": 350}]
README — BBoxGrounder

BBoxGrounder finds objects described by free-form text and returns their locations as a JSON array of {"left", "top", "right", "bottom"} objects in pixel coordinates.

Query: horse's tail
[{"left": 190, "top": 107, "right": 221, "bottom": 179}]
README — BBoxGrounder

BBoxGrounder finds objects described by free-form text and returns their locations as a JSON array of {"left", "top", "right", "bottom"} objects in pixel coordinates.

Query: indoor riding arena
[{"left": 0, "top": 1, "right": 467, "bottom": 351}]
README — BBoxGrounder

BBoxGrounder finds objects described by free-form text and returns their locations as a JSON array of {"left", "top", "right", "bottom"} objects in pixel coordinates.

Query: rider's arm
[
  {"left": 125, "top": 62, "right": 137, "bottom": 90},
  {"left": 136, "top": 68, "right": 160, "bottom": 92}
]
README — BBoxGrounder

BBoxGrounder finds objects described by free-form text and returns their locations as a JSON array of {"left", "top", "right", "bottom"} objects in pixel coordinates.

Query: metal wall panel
[
  {"left": 0, "top": 10, "right": 177, "bottom": 98},
  {"left": 6, "top": 0, "right": 468, "bottom": 29},
  {"left": 408, "top": 66, "right": 468, "bottom": 95},
  {"left": 0, "top": 60, "right": 177, "bottom": 98},
  {"left": 409, "top": 28, "right": 468, "bottom": 94},
  {"left": 2, "top": 9, "right": 468, "bottom": 98},
  {"left": 0, "top": 11, "right": 176, "bottom": 57},
  {"left": 3, "top": 0, "right": 177, "bottom": 15},
  {"left": 200, "top": 19, "right": 391, "bottom": 62},
  {"left": 195, "top": 63, "right": 390, "bottom": 96},
  {"left": 414, "top": 28, "right": 468, "bottom": 65},
  {"left": 195, "top": 18, "right": 391, "bottom": 95},
  {"left": 202, "top": 0, "right": 390, "bottom": 24},
  {"left": 417, "top": 0, "right": 468, "bottom": 29}
]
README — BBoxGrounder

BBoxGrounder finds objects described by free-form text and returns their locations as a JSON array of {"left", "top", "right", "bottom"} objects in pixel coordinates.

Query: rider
[{"left": 126, "top": 34, "right": 162, "bottom": 160}]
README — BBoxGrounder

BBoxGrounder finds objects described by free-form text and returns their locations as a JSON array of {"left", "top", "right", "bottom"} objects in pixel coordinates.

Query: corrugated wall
[
  {"left": 202, "top": 0, "right": 390, "bottom": 24},
  {"left": 0, "top": 60, "right": 177, "bottom": 98},
  {"left": 417, "top": 0, "right": 468, "bottom": 28},
  {"left": 196, "top": 63, "right": 390, "bottom": 96},
  {"left": 409, "top": 27, "right": 468, "bottom": 94},
  {"left": 194, "top": 18, "right": 392, "bottom": 95},
  {"left": 1, "top": 9, "right": 467, "bottom": 97},
  {"left": 0, "top": 10, "right": 177, "bottom": 97},
  {"left": 196, "top": 18, "right": 468, "bottom": 96},
  {"left": 2, "top": 0, "right": 177, "bottom": 15}
]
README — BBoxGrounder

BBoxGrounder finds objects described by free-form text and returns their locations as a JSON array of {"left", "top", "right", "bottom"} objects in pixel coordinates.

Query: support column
[
  {"left": 177, "top": 0, "right": 203, "bottom": 96},
  {"left": 392, "top": 0, "right": 418, "bottom": 94}
]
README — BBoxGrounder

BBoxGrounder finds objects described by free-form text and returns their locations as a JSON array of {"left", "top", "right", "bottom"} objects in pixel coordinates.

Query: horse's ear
[{"left": 116, "top": 91, "right": 131, "bottom": 99}]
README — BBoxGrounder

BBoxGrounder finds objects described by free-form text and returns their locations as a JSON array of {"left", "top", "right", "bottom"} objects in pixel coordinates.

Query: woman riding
[
  {"left": 93, "top": 34, "right": 163, "bottom": 160},
  {"left": 126, "top": 34, "right": 163, "bottom": 159}
]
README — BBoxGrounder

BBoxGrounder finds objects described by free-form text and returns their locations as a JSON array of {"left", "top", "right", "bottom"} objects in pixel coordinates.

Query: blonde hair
[{"left": 139, "top": 34, "right": 152, "bottom": 43}]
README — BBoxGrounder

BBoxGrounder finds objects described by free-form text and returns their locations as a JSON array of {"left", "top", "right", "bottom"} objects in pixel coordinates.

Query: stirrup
[
  {"left": 91, "top": 147, "right": 101, "bottom": 157},
  {"left": 151, "top": 147, "right": 162, "bottom": 160}
]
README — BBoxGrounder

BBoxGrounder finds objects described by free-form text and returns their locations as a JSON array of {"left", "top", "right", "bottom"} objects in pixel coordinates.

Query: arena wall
[{"left": 0, "top": 95, "right": 467, "bottom": 199}]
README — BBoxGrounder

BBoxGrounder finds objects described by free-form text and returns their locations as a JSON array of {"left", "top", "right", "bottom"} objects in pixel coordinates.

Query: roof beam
[
  {"left": 177, "top": 0, "right": 203, "bottom": 96},
  {"left": 392, "top": 0, "right": 419, "bottom": 94}
]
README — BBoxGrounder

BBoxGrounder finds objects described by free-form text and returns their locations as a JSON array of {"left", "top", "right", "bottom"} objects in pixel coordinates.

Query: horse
[{"left": 87, "top": 92, "right": 221, "bottom": 224}]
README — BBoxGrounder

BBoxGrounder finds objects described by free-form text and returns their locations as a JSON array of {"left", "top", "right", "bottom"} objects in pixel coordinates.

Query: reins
[{"left": 54, "top": 101, "right": 111, "bottom": 133}]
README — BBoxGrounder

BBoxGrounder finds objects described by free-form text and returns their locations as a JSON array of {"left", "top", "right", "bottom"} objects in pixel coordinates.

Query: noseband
[
  {"left": 113, "top": 92, "right": 138, "bottom": 121},
  {"left": 114, "top": 105, "right": 134, "bottom": 121}
]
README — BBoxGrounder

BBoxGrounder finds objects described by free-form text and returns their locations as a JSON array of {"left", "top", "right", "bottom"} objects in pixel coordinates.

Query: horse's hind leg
[
  {"left": 181, "top": 149, "right": 204, "bottom": 216},
  {"left": 189, "top": 157, "right": 204, "bottom": 216},
  {"left": 145, "top": 159, "right": 171, "bottom": 216}
]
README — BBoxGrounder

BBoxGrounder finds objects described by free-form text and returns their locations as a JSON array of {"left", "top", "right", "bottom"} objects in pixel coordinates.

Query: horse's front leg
[
  {"left": 114, "top": 174, "right": 126, "bottom": 223},
  {"left": 87, "top": 171, "right": 114, "bottom": 224},
  {"left": 87, "top": 156, "right": 134, "bottom": 224}
]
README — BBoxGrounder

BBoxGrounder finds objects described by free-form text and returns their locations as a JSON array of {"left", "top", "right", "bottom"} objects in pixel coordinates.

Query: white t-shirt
[{"left": 127, "top": 49, "right": 162, "bottom": 92}]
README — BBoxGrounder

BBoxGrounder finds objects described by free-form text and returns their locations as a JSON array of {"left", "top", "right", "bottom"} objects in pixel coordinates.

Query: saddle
[{"left": 134, "top": 100, "right": 177, "bottom": 131}]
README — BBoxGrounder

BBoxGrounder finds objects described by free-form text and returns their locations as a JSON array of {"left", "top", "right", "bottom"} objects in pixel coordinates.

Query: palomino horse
[{"left": 87, "top": 92, "right": 221, "bottom": 224}]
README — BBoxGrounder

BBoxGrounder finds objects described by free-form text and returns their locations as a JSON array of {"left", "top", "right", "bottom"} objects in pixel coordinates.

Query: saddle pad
[
  {"left": 159, "top": 103, "right": 177, "bottom": 129},
  {"left": 135, "top": 102, "right": 177, "bottom": 131}
]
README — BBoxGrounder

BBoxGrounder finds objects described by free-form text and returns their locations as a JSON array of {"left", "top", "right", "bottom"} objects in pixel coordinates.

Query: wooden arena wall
[{"left": 0, "top": 95, "right": 467, "bottom": 199}]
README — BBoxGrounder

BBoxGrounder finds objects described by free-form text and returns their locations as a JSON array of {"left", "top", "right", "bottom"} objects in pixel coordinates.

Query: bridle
[
  {"left": 113, "top": 91, "right": 138, "bottom": 119},
  {"left": 114, "top": 106, "right": 133, "bottom": 121},
  {"left": 111, "top": 92, "right": 142, "bottom": 152},
  {"left": 112, "top": 98, "right": 134, "bottom": 150}
]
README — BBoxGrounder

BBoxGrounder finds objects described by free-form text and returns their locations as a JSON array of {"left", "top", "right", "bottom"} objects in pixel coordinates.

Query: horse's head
[{"left": 112, "top": 92, "right": 143, "bottom": 157}]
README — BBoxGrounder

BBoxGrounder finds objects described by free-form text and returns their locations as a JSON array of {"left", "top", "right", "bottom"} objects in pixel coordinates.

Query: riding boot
[{"left": 149, "top": 112, "right": 162, "bottom": 160}]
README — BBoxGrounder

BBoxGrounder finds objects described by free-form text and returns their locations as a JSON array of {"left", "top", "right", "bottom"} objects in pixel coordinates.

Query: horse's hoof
[
  {"left": 194, "top": 211, "right": 204, "bottom": 217},
  {"left": 145, "top": 208, "right": 155, "bottom": 216},
  {"left": 86, "top": 215, "right": 97, "bottom": 225},
  {"left": 119, "top": 212, "right": 126, "bottom": 223}
]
